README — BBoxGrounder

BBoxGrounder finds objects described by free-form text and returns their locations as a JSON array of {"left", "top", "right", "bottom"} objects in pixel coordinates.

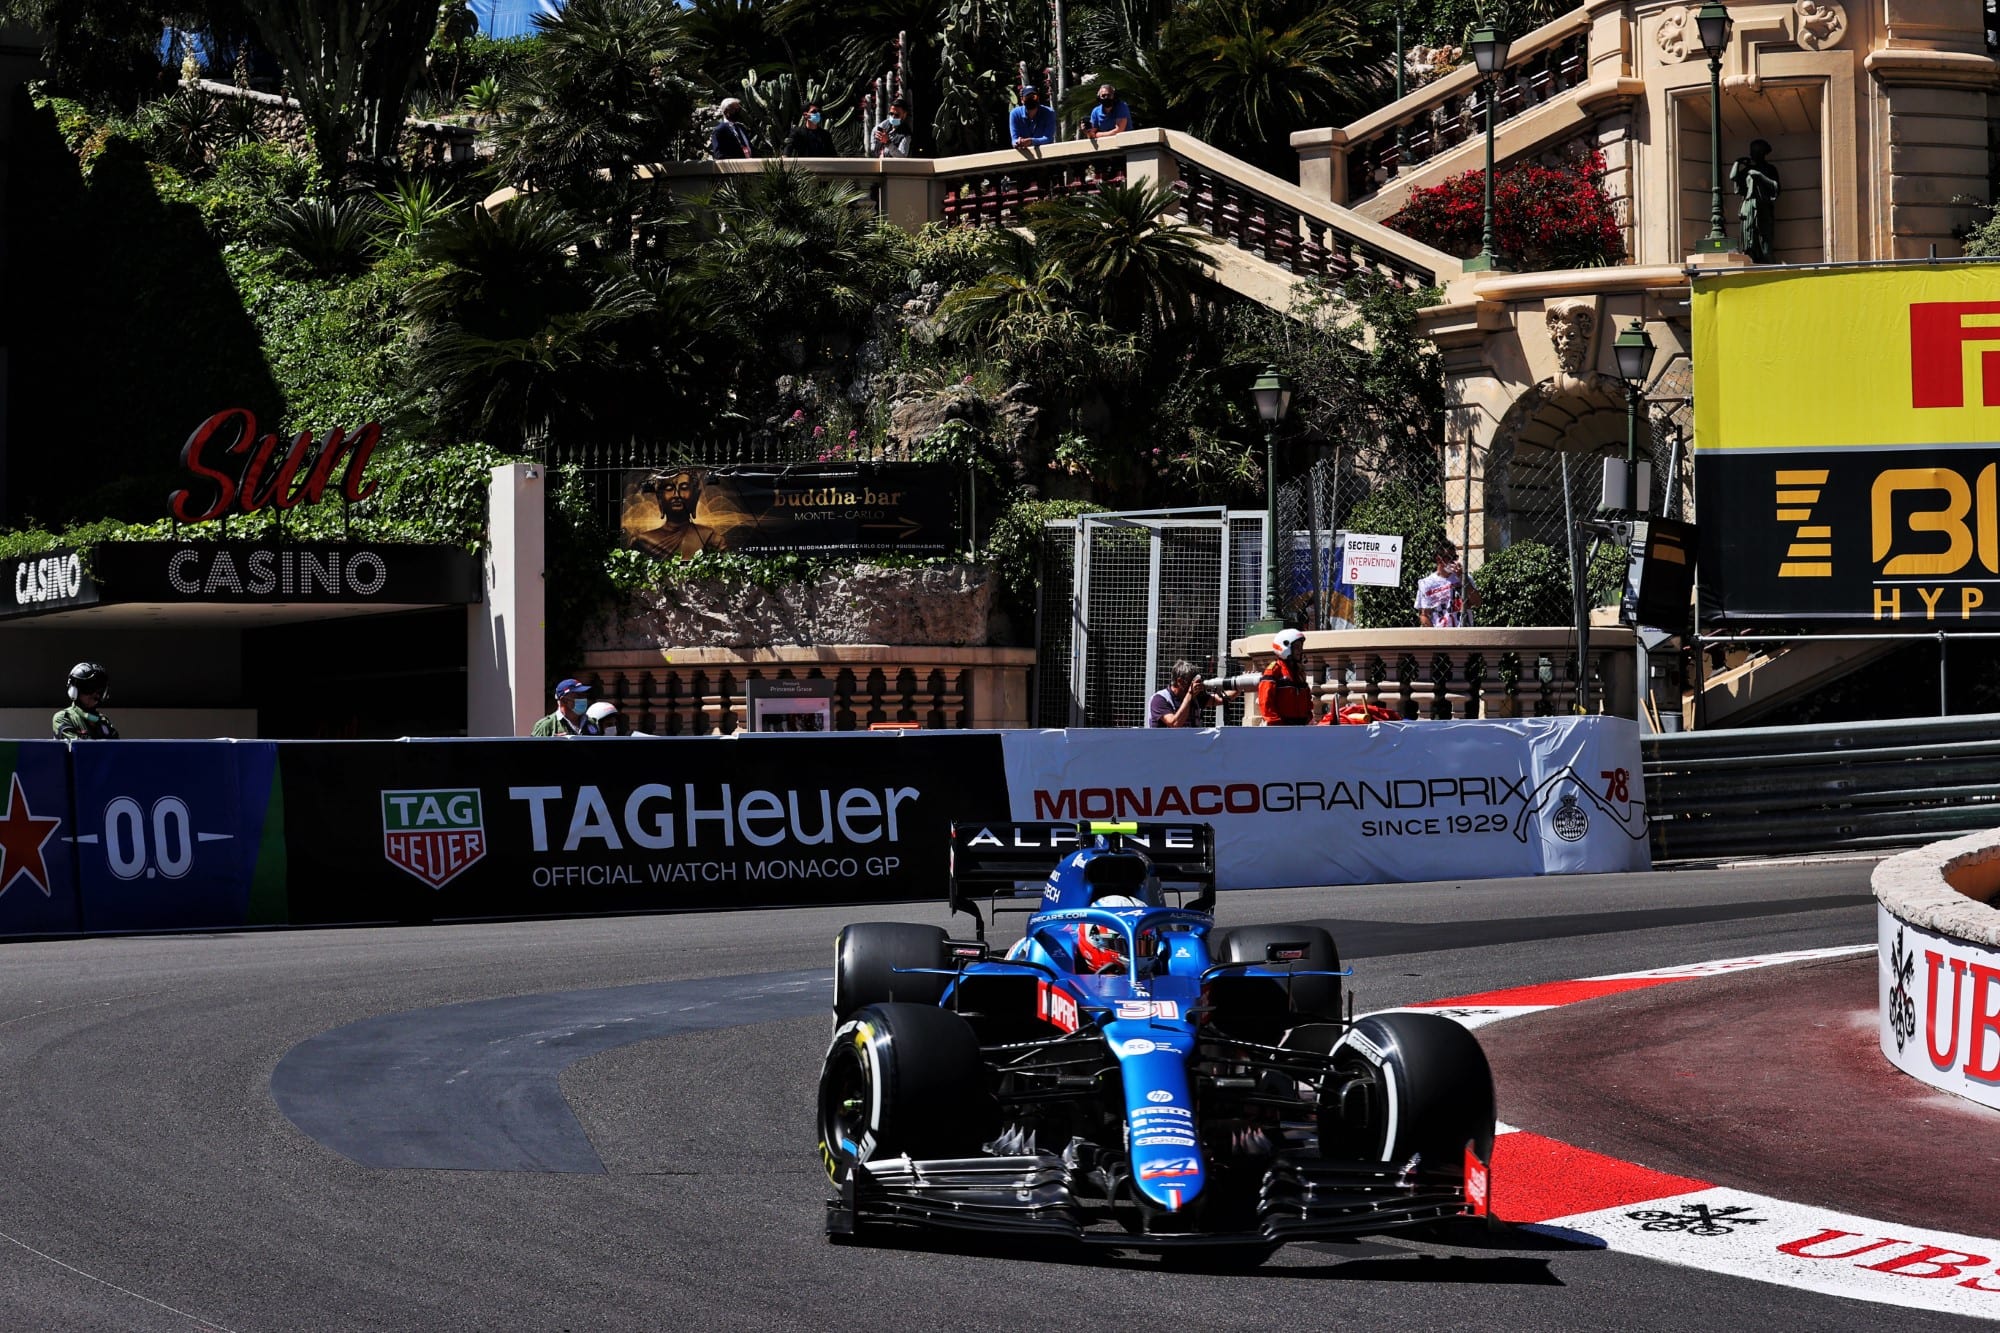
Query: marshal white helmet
[
  {"left": 586, "top": 700, "right": 622, "bottom": 734},
  {"left": 1272, "top": 628, "right": 1306, "bottom": 663}
]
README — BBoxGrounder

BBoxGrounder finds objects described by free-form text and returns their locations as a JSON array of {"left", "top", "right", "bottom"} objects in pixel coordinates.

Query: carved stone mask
[{"left": 1545, "top": 300, "right": 1597, "bottom": 377}]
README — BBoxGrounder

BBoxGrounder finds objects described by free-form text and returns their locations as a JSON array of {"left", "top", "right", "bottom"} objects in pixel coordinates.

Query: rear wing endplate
[{"left": 948, "top": 821, "right": 1216, "bottom": 937}]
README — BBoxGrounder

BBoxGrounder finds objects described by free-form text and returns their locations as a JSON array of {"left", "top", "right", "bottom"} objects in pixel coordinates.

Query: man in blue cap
[
  {"left": 531, "top": 678, "right": 603, "bottom": 737},
  {"left": 1009, "top": 85, "right": 1056, "bottom": 148}
]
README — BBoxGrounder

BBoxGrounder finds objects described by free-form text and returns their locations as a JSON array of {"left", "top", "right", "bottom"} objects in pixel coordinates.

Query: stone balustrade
[
  {"left": 577, "top": 646, "right": 1034, "bottom": 735},
  {"left": 1226, "top": 626, "right": 1637, "bottom": 722}
]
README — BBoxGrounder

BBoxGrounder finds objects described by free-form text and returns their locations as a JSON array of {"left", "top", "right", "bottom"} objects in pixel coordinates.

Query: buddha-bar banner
[{"left": 1693, "top": 260, "right": 2000, "bottom": 627}]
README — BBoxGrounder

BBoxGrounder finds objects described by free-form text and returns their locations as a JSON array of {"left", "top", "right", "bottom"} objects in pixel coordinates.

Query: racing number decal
[{"left": 1600, "top": 768, "right": 1631, "bottom": 803}]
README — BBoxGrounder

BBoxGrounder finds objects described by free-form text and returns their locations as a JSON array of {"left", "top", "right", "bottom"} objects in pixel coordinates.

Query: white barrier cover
[
  {"left": 999, "top": 717, "right": 1650, "bottom": 889},
  {"left": 1879, "top": 903, "right": 2000, "bottom": 1112}
]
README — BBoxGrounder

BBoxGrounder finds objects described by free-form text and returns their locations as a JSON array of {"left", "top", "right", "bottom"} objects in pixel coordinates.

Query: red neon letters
[{"left": 168, "top": 408, "right": 382, "bottom": 523}]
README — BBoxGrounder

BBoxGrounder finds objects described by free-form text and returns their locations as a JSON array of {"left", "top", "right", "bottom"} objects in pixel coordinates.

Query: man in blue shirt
[
  {"left": 1084, "top": 84, "right": 1131, "bottom": 141},
  {"left": 1009, "top": 85, "right": 1056, "bottom": 148}
]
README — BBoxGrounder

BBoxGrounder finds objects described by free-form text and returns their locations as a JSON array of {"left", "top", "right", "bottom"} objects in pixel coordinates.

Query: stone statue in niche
[
  {"left": 1794, "top": 0, "right": 1847, "bottom": 51},
  {"left": 1731, "top": 139, "right": 1781, "bottom": 263},
  {"left": 1544, "top": 299, "right": 1597, "bottom": 390}
]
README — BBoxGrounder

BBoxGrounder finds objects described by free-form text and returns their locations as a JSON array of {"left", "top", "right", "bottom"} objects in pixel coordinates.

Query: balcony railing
[{"left": 1338, "top": 10, "right": 1594, "bottom": 204}]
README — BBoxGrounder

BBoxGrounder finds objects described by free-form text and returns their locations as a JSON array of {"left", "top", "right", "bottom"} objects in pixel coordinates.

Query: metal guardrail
[{"left": 1643, "top": 714, "right": 2000, "bottom": 862}]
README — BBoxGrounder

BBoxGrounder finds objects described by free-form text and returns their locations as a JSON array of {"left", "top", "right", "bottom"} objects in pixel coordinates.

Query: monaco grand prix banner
[
  {"left": 1694, "top": 261, "right": 2000, "bottom": 627},
  {"left": 0, "top": 722, "right": 1641, "bottom": 938},
  {"left": 998, "top": 717, "right": 1650, "bottom": 888}
]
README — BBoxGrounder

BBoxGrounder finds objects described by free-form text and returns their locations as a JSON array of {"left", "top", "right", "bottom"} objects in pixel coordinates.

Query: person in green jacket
[
  {"left": 52, "top": 661, "right": 119, "bottom": 739},
  {"left": 530, "top": 678, "right": 601, "bottom": 737}
]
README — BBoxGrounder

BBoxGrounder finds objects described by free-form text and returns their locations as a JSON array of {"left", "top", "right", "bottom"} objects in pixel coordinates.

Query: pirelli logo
[{"left": 1776, "top": 469, "right": 1832, "bottom": 577}]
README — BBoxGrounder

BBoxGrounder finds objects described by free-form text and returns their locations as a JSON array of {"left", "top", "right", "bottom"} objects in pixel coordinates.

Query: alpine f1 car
[{"left": 817, "top": 820, "right": 1496, "bottom": 1252}]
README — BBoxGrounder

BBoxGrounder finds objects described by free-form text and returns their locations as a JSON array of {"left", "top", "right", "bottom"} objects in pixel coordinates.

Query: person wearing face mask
[
  {"left": 1083, "top": 83, "right": 1130, "bottom": 141},
  {"left": 531, "top": 679, "right": 602, "bottom": 738},
  {"left": 52, "top": 662, "right": 118, "bottom": 740},
  {"left": 871, "top": 97, "right": 911, "bottom": 158},
  {"left": 1009, "top": 84, "right": 1056, "bottom": 148},
  {"left": 785, "top": 101, "right": 835, "bottom": 157},
  {"left": 710, "top": 98, "right": 754, "bottom": 160}
]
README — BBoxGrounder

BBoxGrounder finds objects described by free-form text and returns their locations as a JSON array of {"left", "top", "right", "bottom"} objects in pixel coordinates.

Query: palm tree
[
  {"left": 493, "top": 0, "right": 695, "bottom": 194},
  {"left": 1168, "top": 0, "right": 1372, "bottom": 174},
  {"left": 682, "top": 164, "right": 911, "bottom": 372},
  {"left": 1024, "top": 180, "right": 1217, "bottom": 330},
  {"left": 403, "top": 196, "right": 701, "bottom": 446}
]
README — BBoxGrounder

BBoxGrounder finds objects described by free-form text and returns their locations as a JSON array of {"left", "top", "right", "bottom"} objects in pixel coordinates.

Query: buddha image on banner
[{"left": 619, "top": 468, "right": 744, "bottom": 557}]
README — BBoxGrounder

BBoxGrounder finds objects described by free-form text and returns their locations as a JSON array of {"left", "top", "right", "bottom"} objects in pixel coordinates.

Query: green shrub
[
  {"left": 1476, "top": 538, "right": 1629, "bottom": 627},
  {"left": 263, "top": 194, "right": 381, "bottom": 278},
  {"left": 983, "top": 497, "right": 1106, "bottom": 629}
]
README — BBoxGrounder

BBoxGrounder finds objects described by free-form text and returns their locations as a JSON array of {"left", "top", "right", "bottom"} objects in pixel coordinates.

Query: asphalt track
[{"left": 0, "top": 860, "right": 1985, "bottom": 1331}]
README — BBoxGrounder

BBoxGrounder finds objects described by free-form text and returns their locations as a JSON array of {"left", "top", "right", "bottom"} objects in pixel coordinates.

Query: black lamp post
[
  {"left": 1695, "top": 3, "right": 1736, "bottom": 252},
  {"left": 1463, "top": 24, "right": 1511, "bottom": 273},
  {"left": 1248, "top": 365, "right": 1294, "bottom": 635},
  {"left": 1394, "top": 4, "right": 1406, "bottom": 163},
  {"left": 1613, "top": 319, "right": 1655, "bottom": 512}
]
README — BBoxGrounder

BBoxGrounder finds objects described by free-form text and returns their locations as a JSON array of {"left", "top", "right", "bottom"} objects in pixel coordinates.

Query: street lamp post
[
  {"left": 1394, "top": 4, "right": 1406, "bottom": 163},
  {"left": 1248, "top": 365, "right": 1294, "bottom": 635},
  {"left": 1613, "top": 319, "right": 1655, "bottom": 512},
  {"left": 1462, "top": 24, "right": 1512, "bottom": 273},
  {"left": 1695, "top": 3, "right": 1736, "bottom": 252}
]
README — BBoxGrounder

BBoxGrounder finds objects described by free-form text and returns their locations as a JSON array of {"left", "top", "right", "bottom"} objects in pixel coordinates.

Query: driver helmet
[
  {"left": 585, "top": 700, "right": 622, "bottom": 735},
  {"left": 1077, "top": 895, "right": 1145, "bottom": 974},
  {"left": 1272, "top": 628, "right": 1306, "bottom": 664},
  {"left": 67, "top": 661, "right": 109, "bottom": 704}
]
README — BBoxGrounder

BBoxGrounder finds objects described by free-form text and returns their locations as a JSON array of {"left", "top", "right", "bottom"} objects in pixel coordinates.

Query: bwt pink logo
[{"left": 1911, "top": 301, "right": 2000, "bottom": 409}]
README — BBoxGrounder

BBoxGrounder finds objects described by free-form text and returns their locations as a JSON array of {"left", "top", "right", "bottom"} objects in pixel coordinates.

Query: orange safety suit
[{"left": 1257, "top": 658, "right": 1314, "bottom": 725}]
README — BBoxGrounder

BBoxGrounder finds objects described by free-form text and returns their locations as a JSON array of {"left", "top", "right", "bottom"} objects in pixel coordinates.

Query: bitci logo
[{"left": 382, "top": 789, "right": 485, "bottom": 889}]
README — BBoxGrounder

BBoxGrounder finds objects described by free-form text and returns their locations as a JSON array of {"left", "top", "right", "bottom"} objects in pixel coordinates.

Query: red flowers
[{"left": 1386, "top": 151, "right": 1625, "bottom": 271}]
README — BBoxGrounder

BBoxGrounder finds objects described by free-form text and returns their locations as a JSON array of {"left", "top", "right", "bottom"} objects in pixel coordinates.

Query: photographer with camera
[{"left": 1145, "top": 661, "right": 1236, "bottom": 728}]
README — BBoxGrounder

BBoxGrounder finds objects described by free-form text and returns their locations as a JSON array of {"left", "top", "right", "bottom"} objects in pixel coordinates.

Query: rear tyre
[
  {"left": 817, "top": 1002, "right": 994, "bottom": 1183},
  {"left": 1213, "top": 924, "right": 1342, "bottom": 1023},
  {"left": 1322, "top": 1011, "right": 1495, "bottom": 1175},
  {"left": 832, "top": 923, "right": 949, "bottom": 1025}
]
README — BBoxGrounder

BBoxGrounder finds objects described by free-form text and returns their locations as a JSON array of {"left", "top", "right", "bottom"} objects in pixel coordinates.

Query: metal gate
[{"left": 1035, "top": 508, "right": 1267, "bottom": 727}]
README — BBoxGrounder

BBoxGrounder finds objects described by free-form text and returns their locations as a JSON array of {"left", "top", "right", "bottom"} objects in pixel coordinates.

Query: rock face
[{"left": 595, "top": 563, "right": 1002, "bottom": 651}]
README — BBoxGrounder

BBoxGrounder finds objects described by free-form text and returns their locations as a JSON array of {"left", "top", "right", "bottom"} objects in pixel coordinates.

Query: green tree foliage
[
  {"left": 683, "top": 165, "right": 912, "bottom": 385},
  {"left": 1964, "top": 204, "right": 2000, "bottom": 258},
  {"left": 492, "top": 0, "right": 694, "bottom": 190},
  {"left": 1023, "top": 180, "right": 1217, "bottom": 329},
  {"left": 240, "top": 0, "right": 443, "bottom": 179},
  {"left": 0, "top": 0, "right": 173, "bottom": 109}
]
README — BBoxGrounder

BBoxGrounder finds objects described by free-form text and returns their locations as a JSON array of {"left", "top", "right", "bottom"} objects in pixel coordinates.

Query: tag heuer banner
[
  {"left": 0, "top": 720, "right": 1646, "bottom": 938},
  {"left": 1693, "top": 260, "right": 2000, "bottom": 627},
  {"left": 618, "top": 463, "right": 962, "bottom": 559}
]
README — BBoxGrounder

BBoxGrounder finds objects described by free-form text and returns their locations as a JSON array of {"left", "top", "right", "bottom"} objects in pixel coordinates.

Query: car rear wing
[{"left": 948, "top": 821, "right": 1216, "bottom": 938}]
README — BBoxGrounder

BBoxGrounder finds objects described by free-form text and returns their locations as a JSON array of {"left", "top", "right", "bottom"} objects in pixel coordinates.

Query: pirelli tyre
[
  {"left": 832, "top": 923, "right": 951, "bottom": 1026},
  {"left": 1213, "top": 924, "right": 1342, "bottom": 1025},
  {"left": 1323, "top": 1011, "right": 1495, "bottom": 1178},
  {"left": 817, "top": 1002, "right": 994, "bottom": 1184}
]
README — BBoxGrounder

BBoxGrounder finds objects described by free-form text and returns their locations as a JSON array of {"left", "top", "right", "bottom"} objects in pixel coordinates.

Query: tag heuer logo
[
  {"left": 1551, "top": 790, "right": 1590, "bottom": 842},
  {"left": 382, "top": 789, "right": 486, "bottom": 889}
]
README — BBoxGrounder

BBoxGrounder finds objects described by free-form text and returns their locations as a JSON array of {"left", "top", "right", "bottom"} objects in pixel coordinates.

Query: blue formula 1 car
[{"left": 817, "top": 821, "right": 1497, "bottom": 1253}]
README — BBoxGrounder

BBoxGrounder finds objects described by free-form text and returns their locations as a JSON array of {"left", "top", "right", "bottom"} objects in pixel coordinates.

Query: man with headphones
[{"left": 53, "top": 662, "right": 119, "bottom": 740}]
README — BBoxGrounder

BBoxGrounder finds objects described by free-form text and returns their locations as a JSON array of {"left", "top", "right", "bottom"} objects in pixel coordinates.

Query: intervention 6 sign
[{"left": 1693, "top": 261, "right": 2000, "bottom": 626}]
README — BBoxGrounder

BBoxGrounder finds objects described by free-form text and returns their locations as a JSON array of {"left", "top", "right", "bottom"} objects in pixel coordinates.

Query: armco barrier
[
  {"left": 1874, "top": 829, "right": 2000, "bottom": 1111},
  {"left": 1644, "top": 713, "right": 2000, "bottom": 862},
  {"left": 0, "top": 719, "right": 1645, "bottom": 939}
]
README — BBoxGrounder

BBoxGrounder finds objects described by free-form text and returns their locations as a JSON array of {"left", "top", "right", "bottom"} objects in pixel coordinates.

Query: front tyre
[
  {"left": 1323, "top": 1011, "right": 1495, "bottom": 1175},
  {"left": 817, "top": 1002, "right": 994, "bottom": 1184}
]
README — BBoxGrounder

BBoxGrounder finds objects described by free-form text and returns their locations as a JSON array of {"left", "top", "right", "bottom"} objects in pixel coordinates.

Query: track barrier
[{"left": 0, "top": 718, "right": 1645, "bottom": 939}]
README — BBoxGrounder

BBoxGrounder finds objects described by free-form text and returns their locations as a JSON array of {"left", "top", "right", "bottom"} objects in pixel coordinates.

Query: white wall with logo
[{"left": 998, "top": 716, "right": 1651, "bottom": 888}]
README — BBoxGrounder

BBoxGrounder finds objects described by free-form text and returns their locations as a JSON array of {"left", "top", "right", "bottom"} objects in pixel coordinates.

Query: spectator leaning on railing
[
  {"left": 1083, "top": 84, "right": 1130, "bottom": 141},
  {"left": 785, "top": 102, "right": 835, "bottom": 157},
  {"left": 1009, "top": 85, "right": 1056, "bottom": 148}
]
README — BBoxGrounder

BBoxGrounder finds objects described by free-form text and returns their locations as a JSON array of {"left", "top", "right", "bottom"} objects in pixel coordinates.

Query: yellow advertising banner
[
  {"left": 1693, "top": 261, "right": 2000, "bottom": 626},
  {"left": 1693, "top": 262, "right": 2000, "bottom": 452}
]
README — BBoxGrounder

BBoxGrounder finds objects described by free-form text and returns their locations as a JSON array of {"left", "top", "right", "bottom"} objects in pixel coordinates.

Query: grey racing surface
[{"left": 0, "top": 861, "right": 1978, "bottom": 1332}]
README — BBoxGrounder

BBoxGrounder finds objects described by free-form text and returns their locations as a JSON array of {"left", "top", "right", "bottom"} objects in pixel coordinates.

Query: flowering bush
[{"left": 1386, "top": 151, "right": 1624, "bottom": 271}]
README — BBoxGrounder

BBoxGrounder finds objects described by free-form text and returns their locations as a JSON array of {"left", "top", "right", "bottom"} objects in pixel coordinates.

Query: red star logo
[{"left": 0, "top": 772, "right": 61, "bottom": 899}]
